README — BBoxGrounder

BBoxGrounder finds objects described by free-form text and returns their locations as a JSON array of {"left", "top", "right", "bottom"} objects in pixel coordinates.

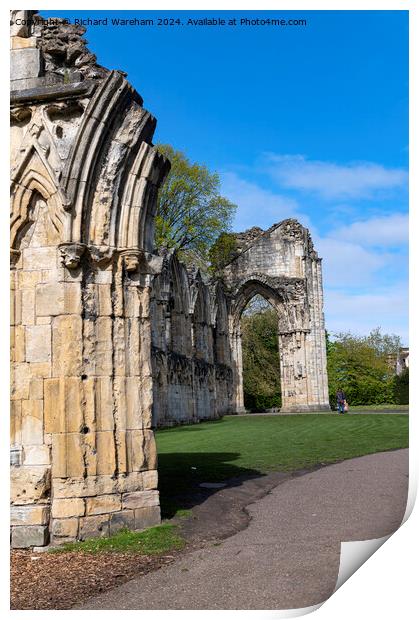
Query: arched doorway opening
[
  {"left": 230, "top": 277, "right": 285, "bottom": 413},
  {"left": 241, "top": 294, "right": 282, "bottom": 412}
]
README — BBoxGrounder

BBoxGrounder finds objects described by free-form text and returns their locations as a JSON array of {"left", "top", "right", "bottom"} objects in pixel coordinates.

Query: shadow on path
[{"left": 158, "top": 451, "right": 264, "bottom": 519}]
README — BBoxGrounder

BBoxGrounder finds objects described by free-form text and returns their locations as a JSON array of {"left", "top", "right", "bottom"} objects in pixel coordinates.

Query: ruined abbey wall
[
  {"left": 150, "top": 253, "right": 233, "bottom": 426},
  {"left": 221, "top": 220, "right": 330, "bottom": 413},
  {"left": 149, "top": 216, "right": 330, "bottom": 426}
]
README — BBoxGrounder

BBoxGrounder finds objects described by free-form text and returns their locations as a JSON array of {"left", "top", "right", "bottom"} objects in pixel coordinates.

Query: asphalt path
[{"left": 78, "top": 449, "right": 408, "bottom": 610}]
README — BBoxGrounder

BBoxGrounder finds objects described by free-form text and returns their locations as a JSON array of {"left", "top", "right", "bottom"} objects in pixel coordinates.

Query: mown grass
[
  {"left": 347, "top": 404, "right": 408, "bottom": 411},
  {"left": 49, "top": 524, "right": 184, "bottom": 555},
  {"left": 156, "top": 414, "right": 409, "bottom": 516}
]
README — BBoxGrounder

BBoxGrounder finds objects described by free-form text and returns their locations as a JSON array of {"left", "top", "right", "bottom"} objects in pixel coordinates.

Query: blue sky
[{"left": 43, "top": 10, "right": 409, "bottom": 343}]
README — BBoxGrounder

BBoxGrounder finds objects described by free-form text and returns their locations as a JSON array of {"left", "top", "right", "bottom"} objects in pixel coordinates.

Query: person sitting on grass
[{"left": 336, "top": 387, "right": 346, "bottom": 414}]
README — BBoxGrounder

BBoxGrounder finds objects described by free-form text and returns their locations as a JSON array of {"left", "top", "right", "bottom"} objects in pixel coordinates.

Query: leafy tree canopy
[
  {"left": 155, "top": 144, "right": 237, "bottom": 266},
  {"left": 327, "top": 328, "right": 406, "bottom": 406}
]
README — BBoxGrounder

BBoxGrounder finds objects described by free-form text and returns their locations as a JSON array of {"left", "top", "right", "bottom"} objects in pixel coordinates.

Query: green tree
[
  {"left": 155, "top": 145, "right": 237, "bottom": 265},
  {"left": 208, "top": 232, "right": 238, "bottom": 274},
  {"left": 327, "top": 328, "right": 403, "bottom": 406},
  {"left": 241, "top": 304, "right": 281, "bottom": 411},
  {"left": 393, "top": 368, "right": 409, "bottom": 405}
]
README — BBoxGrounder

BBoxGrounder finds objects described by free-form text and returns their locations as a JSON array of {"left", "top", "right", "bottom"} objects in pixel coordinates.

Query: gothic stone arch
[
  {"left": 10, "top": 16, "right": 169, "bottom": 548},
  {"left": 220, "top": 220, "right": 330, "bottom": 413}
]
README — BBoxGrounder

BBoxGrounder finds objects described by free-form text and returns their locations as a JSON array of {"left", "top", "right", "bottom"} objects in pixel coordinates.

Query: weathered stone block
[
  {"left": 52, "top": 315, "right": 83, "bottom": 377},
  {"left": 11, "top": 525, "right": 49, "bottom": 548},
  {"left": 113, "top": 319, "right": 126, "bottom": 376},
  {"left": 45, "top": 377, "right": 83, "bottom": 434},
  {"left": 21, "top": 400, "right": 44, "bottom": 445},
  {"left": 95, "top": 377, "right": 114, "bottom": 431},
  {"left": 14, "top": 325, "right": 25, "bottom": 362},
  {"left": 122, "top": 490, "right": 159, "bottom": 510},
  {"left": 126, "top": 430, "right": 157, "bottom": 472},
  {"left": 10, "top": 47, "right": 42, "bottom": 80},
  {"left": 35, "top": 282, "right": 65, "bottom": 316},
  {"left": 36, "top": 316, "right": 51, "bottom": 325},
  {"left": 96, "top": 431, "right": 116, "bottom": 475},
  {"left": 125, "top": 377, "right": 141, "bottom": 430},
  {"left": 126, "top": 320, "right": 140, "bottom": 376},
  {"left": 10, "top": 286, "right": 17, "bottom": 326},
  {"left": 79, "top": 515, "right": 110, "bottom": 541},
  {"left": 82, "top": 377, "right": 96, "bottom": 430},
  {"left": 52, "top": 498, "right": 85, "bottom": 519},
  {"left": 115, "top": 431, "right": 128, "bottom": 474},
  {"left": 10, "top": 400, "right": 22, "bottom": 445},
  {"left": 66, "top": 433, "right": 85, "bottom": 478},
  {"left": 142, "top": 469, "right": 159, "bottom": 490},
  {"left": 36, "top": 282, "right": 81, "bottom": 316},
  {"left": 22, "top": 247, "right": 57, "bottom": 271},
  {"left": 17, "top": 269, "right": 43, "bottom": 290},
  {"left": 29, "top": 378, "right": 43, "bottom": 400},
  {"left": 10, "top": 504, "right": 50, "bottom": 526},
  {"left": 23, "top": 445, "right": 51, "bottom": 466},
  {"left": 25, "top": 325, "right": 51, "bottom": 363},
  {"left": 109, "top": 510, "right": 135, "bottom": 534},
  {"left": 63, "top": 378, "right": 83, "bottom": 432},
  {"left": 10, "top": 36, "right": 38, "bottom": 50},
  {"left": 94, "top": 269, "right": 113, "bottom": 285},
  {"left": 51, "top": 434, "right": 66, "bottom": 478},
  {"left": 94, "top": 317, "right": 113, "bottom": 375},
  {"left": 85, "top": 494, "right": 121, "bottom": 516},
  {"left": 10, "top": 465, "right": 51, "bottom": 505},
  {"left": 124, "top": 288, "right": 141, "bottom": 318},
  {"left": 44, "top": 378, "right": 63, "bottom": 433},
  {"left": 11, "top": 363, "right": 31, "bottom": 400},
  {"left": 21, "top": 288, "right": 35, "bottom": 325},
  {"left": 30, "top": 362, "right": 51, "bottom": 379},
  {"left": 134, "top": 505, "right": 161, "bottom": 531},
  {"left": 115, "top": 471, "right": 144, "bottom": 494},
  {"left": 52, "top": 475, "right": 119, "bottom": 499},
  {"left": 97, "top": 284, "right": 113, "bottom": 316},
  {"left": 52, "top": 518, "right": 79, "bottom": 539}
]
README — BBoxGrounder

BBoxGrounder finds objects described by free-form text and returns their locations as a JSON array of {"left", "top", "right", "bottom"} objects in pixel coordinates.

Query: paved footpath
[{"left": 78, "top": 449, "right": 409, "bottom": 610}]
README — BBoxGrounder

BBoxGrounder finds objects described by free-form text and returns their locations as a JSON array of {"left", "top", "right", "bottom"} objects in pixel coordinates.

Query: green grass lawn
[
  {"left": 347, "top": 404, "right": 408, "bottom": 411},
  {"left": 156, "top": 414, "right": 408, "bottom": 516},
  {"left": 50, "top": 524, "right": 184, "bottom": 555}
]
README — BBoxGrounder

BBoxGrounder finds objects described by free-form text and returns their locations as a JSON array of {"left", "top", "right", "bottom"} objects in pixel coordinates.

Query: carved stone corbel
[
  {"left": 121, "top": 249, "right": 164, "bottom": 275},
  {"left": 121, "top": 249, "right": 141, "bottom": 273},
  {"left": 58, "top": 242, "right": 86, "bottom": 269}
]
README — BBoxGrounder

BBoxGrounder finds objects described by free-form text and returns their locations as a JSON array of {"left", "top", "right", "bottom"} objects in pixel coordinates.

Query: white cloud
[
  {"left": 314, "top": 236, "right": 392, "bottom": 287},
  {"left": 264, "top": 154, "right": 408, "bottom": 200},
  {"left": 220, "top": 171, "right": 305, "bottom": 231},
  {"left": 324, "top": 285, "right": 408, "bottom": 344},
  {"left": 219, "top": 165, "right": 409, "bottom": 343},
  {"left": 330, "top": 213, "right": 408, "bottom": 247}
]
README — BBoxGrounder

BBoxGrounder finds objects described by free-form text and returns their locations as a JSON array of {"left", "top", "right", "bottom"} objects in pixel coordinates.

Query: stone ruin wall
[
  {"left": 221, "top": 220, "right": 330, "bottom": 413},
  {"left": 149, "top": 216, "right": 330, "bottom": 425},
  {"left": 10, "top": 12, "right": 329, "bottom": 548},
  {"left": 10, "top": 11, "right": 170, "bottom": 548},
  {"left": 150, "top": 253, "right": 234, "bottom": 427}
]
